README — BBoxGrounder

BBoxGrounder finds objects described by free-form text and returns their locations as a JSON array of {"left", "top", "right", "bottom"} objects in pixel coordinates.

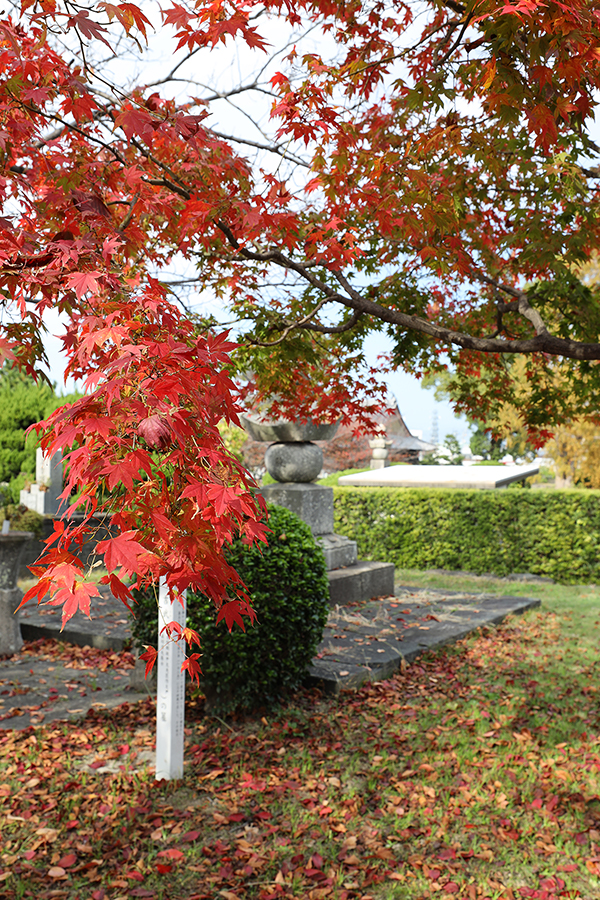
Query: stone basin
[{"left": 240, "top": 415, "right": 340, "bottom": 443}]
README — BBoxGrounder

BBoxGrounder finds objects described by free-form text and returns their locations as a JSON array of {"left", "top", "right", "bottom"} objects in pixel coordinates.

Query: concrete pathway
[{"left": 0, "top": 583, "right": 540, "bottom": 729}]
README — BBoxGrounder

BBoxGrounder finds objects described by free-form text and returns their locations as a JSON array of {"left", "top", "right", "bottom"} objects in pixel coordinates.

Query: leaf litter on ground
[{"left": 1, "top": 587, "right": 600, "bottom": 900}]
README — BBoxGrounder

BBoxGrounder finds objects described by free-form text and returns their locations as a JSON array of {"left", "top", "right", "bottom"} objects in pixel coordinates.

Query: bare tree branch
[{"left": 209, "top": 129, "right": 310, "bottom": 167}]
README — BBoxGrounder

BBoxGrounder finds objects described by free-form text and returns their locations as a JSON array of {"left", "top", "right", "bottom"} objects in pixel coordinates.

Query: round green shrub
[{"left": 130, "top": 503, "right": 329, "bottom": 714}]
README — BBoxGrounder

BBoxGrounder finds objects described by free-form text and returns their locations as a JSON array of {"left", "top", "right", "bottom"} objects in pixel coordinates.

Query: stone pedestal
[
  {"left": 0, "top": 588, "right": 24, "bottom": 656},
  {"left": 261, "top": 482, "right": 335, "bottom": 535},
  {"left": 0, "top": 531, "right": 34, "bottom": 656},
  {"left": 260, "top": 482, "right": 358, "bottom": 570}
]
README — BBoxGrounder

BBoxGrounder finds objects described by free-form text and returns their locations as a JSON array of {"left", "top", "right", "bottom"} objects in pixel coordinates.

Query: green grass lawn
[{"left": 1, "top": 573, "right": 600, "bottom": 899}]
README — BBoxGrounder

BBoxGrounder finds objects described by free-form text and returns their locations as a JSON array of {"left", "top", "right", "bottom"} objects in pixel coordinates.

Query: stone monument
[
  {"left": 20, "top": 448, "right": 65, "bottom": 516},
  {"left": 241, "top": 414, "right": 395, "bottom": 605}
]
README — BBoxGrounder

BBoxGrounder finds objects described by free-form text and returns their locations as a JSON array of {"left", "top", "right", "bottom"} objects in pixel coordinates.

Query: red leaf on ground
[
  {"left": 125, "top": 871, "right": 144, "bottom": 882},
  {"left": 181, "top": 830, "right": 201, "bottom": 842},
  {"left": 158, "top": 848, "right": 184, "bottom": 861},
  {"left": 57, "top": 853, "right": 77, "bottom": 867}
]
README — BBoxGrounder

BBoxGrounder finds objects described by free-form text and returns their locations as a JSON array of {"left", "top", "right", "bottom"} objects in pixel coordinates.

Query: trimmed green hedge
[{"left": 333, "top": 487, "right": 600, "bottom": 583}]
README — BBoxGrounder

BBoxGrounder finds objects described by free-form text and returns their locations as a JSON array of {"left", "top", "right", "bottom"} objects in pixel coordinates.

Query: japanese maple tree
[{"left": 3, "top": 0, "right": 600, "bottom": 652}]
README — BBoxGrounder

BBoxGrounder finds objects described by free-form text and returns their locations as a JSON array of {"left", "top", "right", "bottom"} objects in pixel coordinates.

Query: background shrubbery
[
  {"left": 0, "top": 365, "right": 81, "bottom": 503},
  {"left": 333, "top": 486, "right": 600, "bottom": 583},
  {"left": 131, "top": 504, "right": 329, "bottom": 714}
]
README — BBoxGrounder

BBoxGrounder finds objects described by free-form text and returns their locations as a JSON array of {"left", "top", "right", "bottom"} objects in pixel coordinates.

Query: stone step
[
  {"left": 317, "top": 533, "right": 357, "bottom": 570},
  {"left": 327, "top": 560, "right": 395, "bottom": 607}
]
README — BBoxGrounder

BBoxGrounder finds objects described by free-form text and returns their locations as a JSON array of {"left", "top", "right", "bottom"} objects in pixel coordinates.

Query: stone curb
[
  {"left": 2, "top": 584, "right": 542, "bottom": 728},
  {"left": 305, "top": 589, "right": 541, "bottom": 693}
]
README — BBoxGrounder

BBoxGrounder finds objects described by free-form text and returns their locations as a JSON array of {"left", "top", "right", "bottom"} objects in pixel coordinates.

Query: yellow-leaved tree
[{"left": 543, "top": 256, "right": 600, "bottom": 487}]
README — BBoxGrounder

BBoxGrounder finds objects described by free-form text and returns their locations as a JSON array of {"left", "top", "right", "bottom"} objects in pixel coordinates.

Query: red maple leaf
[
  {"left": 216, "top": 599, "right": 257, "bottom": 632},
  {"left": 181, "top": 654, "right": 202, "bottom": 684},
  {"left": 65, "top": 271, "right": 101, "bottom": 299},
  {"left": 139, "top": 646, "right": 158, "bottom": 679},
  {"left": 54, "top": 581, "right": 102, "bottom": 629}
]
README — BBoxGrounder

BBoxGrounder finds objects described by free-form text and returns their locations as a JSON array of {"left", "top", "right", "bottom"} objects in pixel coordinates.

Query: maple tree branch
[
  {"left": 9, "top": 96, "right": 130, "bottom": 169},
  {"left": 118, "top": 193, "right": 140, "bottom": 231},
  {"left": 246, "top": 298, "right": 330, "bottom": 346},
  {"left": 474, "top": 272, "right": 550, "bottom": 335},
  {"left": 441, "top": 0, "right": 466, "bottom": 13},
  {"left": 143, "top": 46, "right": 204, "bottom": 88},
  {"left": 434, "top": 12, "right": 475, "bottom": 68},
  {"left": 297, "top": 308, "right": 363, "bottom": 335},
  {"left": 209, "top": 130, "right": 310, "bottom": 167},
  {"left": 200, "top": 83, "right": 277, "bottom": 102},
  {"left": 212, "top": 230, "right": 600, "bottom": 359}
]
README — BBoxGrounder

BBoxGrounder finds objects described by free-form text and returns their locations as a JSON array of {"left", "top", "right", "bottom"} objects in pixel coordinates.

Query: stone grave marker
[{"left": 20, "top": 448, "right": 65, "bottom": 516}]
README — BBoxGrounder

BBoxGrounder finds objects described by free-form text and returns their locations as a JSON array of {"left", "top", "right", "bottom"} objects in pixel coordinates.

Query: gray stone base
[
  {"left": 317, "top": 534, "right": 357, "bottom": 570},
  {"left": 306, "top": 592, "right": 541, "bottom": 694},
  {"left": 328, "top": 560, "right": 395, "bottom": 606},
  {"left": 0, "top": 588, "right": 23, "bottom": 656},
  {"left": 19, "top": 621, "right": 126, "bottom": 651},
  {"left": 130, "top": 646, "right": 157, "bottom": 693},
  {"left": 260, "top": 483, "right": 334, "bottom": 535}
]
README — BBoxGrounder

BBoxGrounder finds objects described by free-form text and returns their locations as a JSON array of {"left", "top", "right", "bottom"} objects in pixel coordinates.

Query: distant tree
[
  {"left": 545, "top": 423, "right": 600, "bottom": 489},
  {"left": 421, "top": 433, "right": 464, "bottom": 466},
  {"left": 424, "top": 361, "right": 539, "bottom": 461},
  {"left": 469, "top": 425, "right": 504, "bottom": 462},
  {"left": 442, "top": 435, "right": 465, "bottom": 466},
  {"left": 542, "top": 254, "right": 600, "bottom": 488}
]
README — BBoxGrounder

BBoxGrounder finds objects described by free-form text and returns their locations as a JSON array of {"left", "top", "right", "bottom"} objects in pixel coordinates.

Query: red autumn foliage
[{"left": 2, "top": 0, "right": 600, "bottom": 653}]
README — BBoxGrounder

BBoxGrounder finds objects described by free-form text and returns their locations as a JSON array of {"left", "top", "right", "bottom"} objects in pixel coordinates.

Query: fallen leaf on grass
[
  {"left": 158, "top": 848, "right": 184, "bottom": 861},
  {"left": 47, "top": 866, "right": 66, "bottom": 878},
  {"left": 126, "top": 871, "right": 144, "bottom": 882},
  {"left": 36, "top": 827, "right": 58, "bottom": 841}
]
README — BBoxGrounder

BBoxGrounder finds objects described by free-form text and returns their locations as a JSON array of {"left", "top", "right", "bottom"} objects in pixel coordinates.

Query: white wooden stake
[{"left": 155, "top": 577, "right": 186, "bottom": 780}]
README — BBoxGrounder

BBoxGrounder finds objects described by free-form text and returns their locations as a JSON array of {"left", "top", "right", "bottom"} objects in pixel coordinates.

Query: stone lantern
[
  {"left": 240, "top": 414, "right": 394, "bottom": 605},
  {"left": 369, "top": 436, "right": 393, "bottom": 469}
]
